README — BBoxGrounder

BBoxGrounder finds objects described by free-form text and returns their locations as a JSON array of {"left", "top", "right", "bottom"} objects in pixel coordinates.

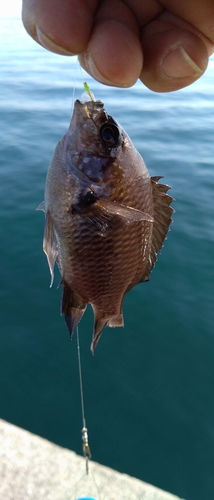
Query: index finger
[{"left": 22, "top": 0, "right": 98, "bottom": 55}]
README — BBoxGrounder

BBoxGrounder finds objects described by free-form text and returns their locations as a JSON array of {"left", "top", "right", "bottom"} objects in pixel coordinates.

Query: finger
[
  {"left": 78, "top": 0, "right": 143, "bottom": 87},
  {"left": 160, "top": 0, "right": 214, "bottom": 46},
  {"left": 140, "top": 13, "right": 210, "bottom": 92},
  {"left": 123, "top": 0, "right": 214, "bottom": 91},
  {"left": 79, "top": 19, "right": 143, "bottom": 87},
  {"left": 22, "top": 0, "right": 97, "bottom": 55}
]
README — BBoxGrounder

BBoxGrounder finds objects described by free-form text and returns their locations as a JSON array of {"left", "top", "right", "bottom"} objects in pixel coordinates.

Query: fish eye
[{"left": 100, "top": 122, "right": 120, "bottom": 146}]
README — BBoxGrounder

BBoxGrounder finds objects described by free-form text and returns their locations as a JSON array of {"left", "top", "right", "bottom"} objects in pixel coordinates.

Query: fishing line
[
  {"left": 77, "top": 325, "right": 86, "bottom": 429},
  {"left": 71, "top": 57, "right": 79, "bottom": 111},
  {"left": 76, "top": 326, "right": 91, "bottom": 474},
  {"left": 75, "top": 328, "right": 101, "bottom": 499},
  {"left": 74, "top": 467, "right": 101, "bottom": 500}
]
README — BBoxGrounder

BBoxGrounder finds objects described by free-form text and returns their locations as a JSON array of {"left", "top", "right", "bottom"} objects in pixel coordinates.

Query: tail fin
[
  {"left": 91, "top": 308, "right": 124, "bottom": 353},
  {"left": 61, "top": 282, "right": 86, "bottom": 340},
  {"left": 108, "top": 313, "right": 124, "bottom": 327},
  {"left": 91, "top": 314, "right": 108, "bottom": 354}
]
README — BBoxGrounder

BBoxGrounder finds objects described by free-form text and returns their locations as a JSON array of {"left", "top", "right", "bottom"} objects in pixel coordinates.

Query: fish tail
[
  {"left": 108, "top": 313, "right": 124, "bottom": 327},
  {"left": 91, "top": 308, "right": 124, "bottom": 353},
  {"left": 91, "top": 311, "right": 108, "bottom": 354},
  {"left": 61, "top": 283, "right": 86, "bottom": 340}
]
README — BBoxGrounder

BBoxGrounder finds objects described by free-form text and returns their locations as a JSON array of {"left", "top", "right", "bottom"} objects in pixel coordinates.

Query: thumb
[{"left": 140, "top": 26, "right": 208, "bottom": 92}]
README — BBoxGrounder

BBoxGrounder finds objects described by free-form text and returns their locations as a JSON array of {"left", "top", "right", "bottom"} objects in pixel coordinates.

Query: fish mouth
[
  {"left": 67, "top": 99, "right": 108, "bottom": 138},
  {"left": 65, "top": 98, "right": 122, "bottom": 184},
  {"left": 74, "top": 99, "right": 108, "bottom": 125},
  {"left": 73, "top": 99, "right": 121, "bottom": 147}
]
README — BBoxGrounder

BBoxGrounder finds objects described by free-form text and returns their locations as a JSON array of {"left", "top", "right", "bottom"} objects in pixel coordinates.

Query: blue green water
[{"left": 1, "top": 17, "right": 214, "bottom": 500}]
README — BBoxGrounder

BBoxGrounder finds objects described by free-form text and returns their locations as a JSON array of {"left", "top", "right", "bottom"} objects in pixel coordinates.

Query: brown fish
[{"left": 38, "top": 94, "right": 173, "bottom": 352}]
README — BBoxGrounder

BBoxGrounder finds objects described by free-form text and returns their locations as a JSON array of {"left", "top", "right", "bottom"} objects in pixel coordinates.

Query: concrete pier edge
[{"left": 0, "top": 419, "right": 184, "bottom": 499}]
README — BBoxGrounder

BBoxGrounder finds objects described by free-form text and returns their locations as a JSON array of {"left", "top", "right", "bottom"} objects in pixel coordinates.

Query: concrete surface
[{"left": 0, "top": 419, "right": 184, "bottom": 500}]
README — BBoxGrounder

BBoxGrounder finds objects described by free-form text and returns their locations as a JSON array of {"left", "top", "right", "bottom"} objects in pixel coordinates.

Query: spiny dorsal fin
[
  {"left": 151, "top": 176, "right": 174, "bottom": 254},
  {"left": 149, "top": 177, "right": 174, "bottom": 271},
  {"left": 140, "top": 176, "right": 174, "bottom": 282}
]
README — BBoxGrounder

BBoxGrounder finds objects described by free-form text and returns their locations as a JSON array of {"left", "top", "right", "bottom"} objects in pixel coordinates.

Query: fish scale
[{"left": 39, "top": 96, "right": 174, "bottom": 352}]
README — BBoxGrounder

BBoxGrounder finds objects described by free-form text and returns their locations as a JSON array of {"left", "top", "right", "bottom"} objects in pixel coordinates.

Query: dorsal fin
[
  {"left": 150, "top": 177, "right": 174, "bottom": 271},
  {"left": 139, "top": 176, "right": 174, "bottom": 282},
  {"left": 151, "top": 175, "right": 174, "bottom": 253}
]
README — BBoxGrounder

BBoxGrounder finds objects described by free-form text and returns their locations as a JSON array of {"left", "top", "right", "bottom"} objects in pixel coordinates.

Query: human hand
[{"left": 22, "top": 0, "right": 214, "bottom": 92}]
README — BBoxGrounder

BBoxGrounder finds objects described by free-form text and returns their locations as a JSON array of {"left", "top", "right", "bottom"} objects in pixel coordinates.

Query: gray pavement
[{"left": 0, "top": 419, "right": 184, "bottom": 500}]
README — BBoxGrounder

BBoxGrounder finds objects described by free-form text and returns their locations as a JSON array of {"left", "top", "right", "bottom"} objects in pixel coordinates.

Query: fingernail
[
  {"left": 82, "top": 53, "right": 128, "bottom": 87},
  {"left": 85, "top": 53, "right": 114, "bottom": 85},
  {"left": 36, "top": 26, "right": 74, "bottom": 55},
  {"left": 162, "top": 46, "right": 203, "bottom": 78}
]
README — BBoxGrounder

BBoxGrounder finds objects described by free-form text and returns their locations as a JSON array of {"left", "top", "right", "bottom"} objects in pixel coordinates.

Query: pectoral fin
[
  {"left": 43, "top": 211, "right": 58, "bottom": 287},
  {"left": 61, "top": 283, "right": 87, "bottom": 340},
  {"left": 95, "top": 199, "right": 154, "bottom": 223},
  {"left": 72, "top": 191, "right": 153, "bottom": 223}
]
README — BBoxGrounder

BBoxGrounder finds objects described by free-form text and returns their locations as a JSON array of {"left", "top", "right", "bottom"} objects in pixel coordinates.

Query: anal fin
[
  {"left": 61, "top": 283, "right": 87, "bottom": 340},
  {"left": 43, "top": 211, "right": 58, "bottom": 287},
  {"left": 36, "top": 201, "right": 45, "bottom": 212}
]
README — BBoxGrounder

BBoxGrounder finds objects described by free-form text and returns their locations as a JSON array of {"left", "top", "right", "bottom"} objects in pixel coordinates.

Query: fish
[{"left": 38, "top": 90, "right": 174, "bottom": 352}]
